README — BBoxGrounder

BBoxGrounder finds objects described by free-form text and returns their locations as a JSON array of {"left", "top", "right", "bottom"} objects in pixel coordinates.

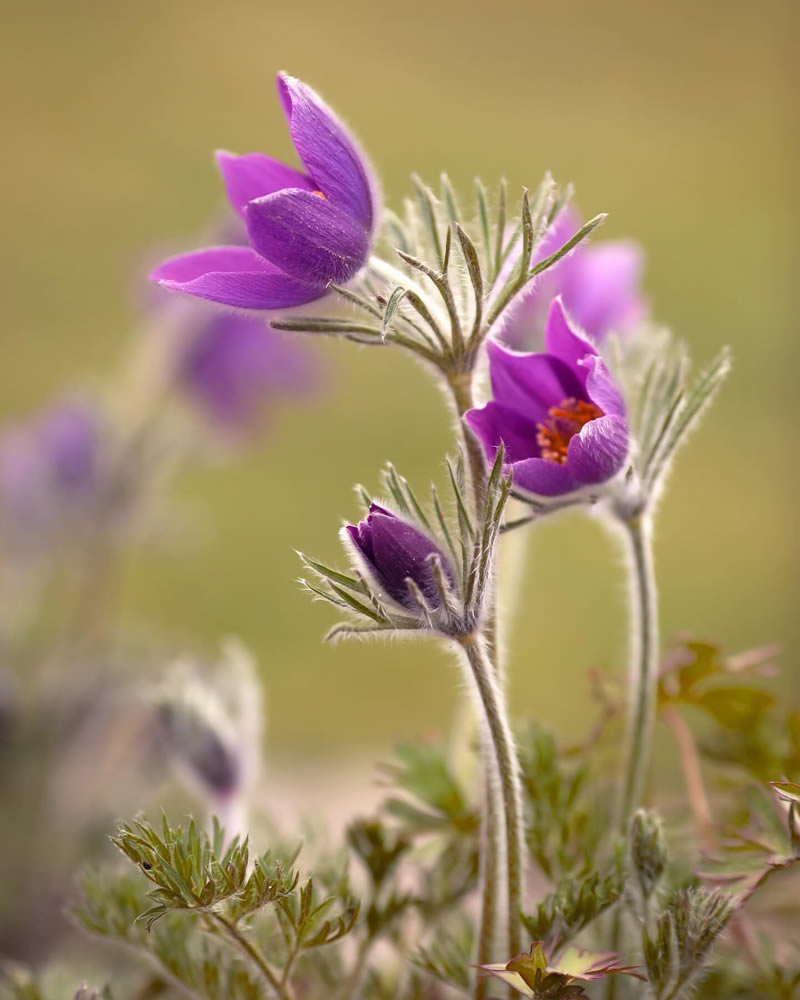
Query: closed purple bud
[
  {"left": 345, "top": 503, "right": 454, "bottom": 611},
  {"left": 158, "top": 700, "right": 241, "bottom": 797}
]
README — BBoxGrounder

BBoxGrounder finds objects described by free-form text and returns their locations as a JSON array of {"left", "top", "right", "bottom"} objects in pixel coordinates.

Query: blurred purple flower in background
[
  {"left": 345, "top": 504, "right": 455, "bottom": 611},
  {"left": 176, "top": 309, "right": 319, "bottom": 431},
  {"left": 151, "top": 73, "right": 380, "bottom": 312},
  {"left": 500, "top": 208, "right": 648, "bottom": 351},
  {"left": 467, "top": 299, "right": 630, "bottom": 498},
  {"left": 0, "top": 398, "right": 101, "bottom": 543}
]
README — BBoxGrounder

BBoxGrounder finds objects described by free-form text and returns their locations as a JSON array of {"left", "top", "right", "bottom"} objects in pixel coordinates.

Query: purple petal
[
  {"left": 277, "top": 74, "right": 377, "bottom": 232},
  {"left": 486, "top": 340, "right": 585, "bottom": 422},
  {"left": 215, "top": 151, "right": 314, "bottom": 218},
  {"left": 495, "top": 276, "right": 545, "bottom": 351},
  {"left": 369, "top": 502, "right": 395, "bottom": 518},
  {"left": 544, "top": 298, "right": 597, "bottom": 386},
  {"left": 497, "top": 208, "right": 585, "bottom": 349},
  {"left": 580, "top": 355, "right": 626, "bottom": 417},
  {"left": 367, "top": 513, "right": 451, "bottom": 609},
  {"left": 561, "top": 241, "right": 647, "bottom": 340},
  {"left": 511, "top": 457, "right": 576, "bottom": 497},
  {"left": 346, "top": 522, "right": 374, "bottom": 564},
  {"left": 151, "top": 245, "right": 324, "bottom": 311},
  {"left": 465, "top": 401, "right": 541, "bottom": 465},
  {"left": 152, "top": 246, "right": 260, "bottom": 284},
  {"left": 567, "top": 414, "right": 629, "bottom": 486},
  {"left": 246, "top": 189, "right": 369, "bottom": 285}
]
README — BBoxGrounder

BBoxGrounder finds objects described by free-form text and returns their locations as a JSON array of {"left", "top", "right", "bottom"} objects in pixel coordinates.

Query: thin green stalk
[
  {"left": 446, "top": 373, "right": 501, "bottom": 996},
  {"left": 605, "top": 511, "right": 659, "bottom": 1000},
  {"left": 447, "top": 372, "right": 509, "bottom": 996},
  {"left": 614, "top": 512, "right": 659, "bottom": 834},
  {"left": 474, "top": 731, "right": 501, "bottom": 1000},
  {"left": 208, "top": 913, "right": 286, "bottom": 998},
  {"left": 459, "top": 634, "right": 524, "bottom": 965}
]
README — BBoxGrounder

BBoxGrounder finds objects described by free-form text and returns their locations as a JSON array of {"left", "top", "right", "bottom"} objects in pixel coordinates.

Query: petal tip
[{"left": 548, "top": 295, "right": 568, "bottom": 321}]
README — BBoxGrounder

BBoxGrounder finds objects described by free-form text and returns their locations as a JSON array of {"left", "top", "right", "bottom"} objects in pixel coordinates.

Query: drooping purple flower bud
[
  {"left": 345, "top": 504, "right": 455, "bottom": 611},
  {"left": 158, "top": 699, "right": 241, "bottom": 797},
  {"left": 154, "top": 641, "right": 262, "bottom": 842},
  {"left": 466, "top": 299, "right": 630, "bottom": 498},
  {"left": 500, "top": 208, "right": 647, "bottom": 351},
  {"left": 151, "top": 73, "right": 380, "bottom": 313}
]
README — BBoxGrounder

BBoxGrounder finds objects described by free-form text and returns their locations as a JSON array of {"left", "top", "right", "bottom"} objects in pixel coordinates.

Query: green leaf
[
  {"left": 411, "top": 173, "right": 444, "bottom": 269},
  {"left": 771, "top": 780, "right": 800, "bottom": 807},
  {"left": 297, "top": 553, "right": 365, "bottom": 593},
  {"left": 381, "top": 285, "right": 407, "bottom": 338},
  {"left": 521, "top": 854, "right": 625, "bottom": 945},
  {"left": 475, "top": 178, "right": 492, "bottom": 277},
  {"left": 412, "top": 922, "right": 473, "bottom": 991}
]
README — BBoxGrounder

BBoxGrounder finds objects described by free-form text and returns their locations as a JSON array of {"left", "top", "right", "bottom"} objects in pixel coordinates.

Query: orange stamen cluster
[
  {"left": 311, "top": 190, "right": 328, "bottom": 199},
  {"left": 536, "top": 397, "right": 604, "bottom": 465}
]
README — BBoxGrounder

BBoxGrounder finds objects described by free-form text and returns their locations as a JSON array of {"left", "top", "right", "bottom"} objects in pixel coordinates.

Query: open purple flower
[
  {"left": 345, "top": 504, "right": 455, "bottom": 611},
  {"left": 151, "top": 73, "right": 379, "bottom": 312},
  {"left": 466, "top": 299, "right": 630, "bottom": 498},
  {"left": 501, "top": 208, "right": 647, "bottom": 351},
  {"left": 177, "top": 309, "right": 319, "bottom": 430}
]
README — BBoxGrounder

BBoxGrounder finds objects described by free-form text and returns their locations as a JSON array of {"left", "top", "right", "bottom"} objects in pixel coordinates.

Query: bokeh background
[{"left": 1, "top": 0, "right": 797, "bottom": 768}]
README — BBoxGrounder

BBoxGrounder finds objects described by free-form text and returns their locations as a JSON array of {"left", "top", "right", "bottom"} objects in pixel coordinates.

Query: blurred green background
[{"left": 1, "top": 0, "right": 797, "bottom": 759}]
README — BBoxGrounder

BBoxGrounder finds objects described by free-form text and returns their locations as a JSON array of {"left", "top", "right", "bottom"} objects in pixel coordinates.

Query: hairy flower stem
[
  {"left": 459, "top": 634, "right": 524, "bottom": 968},
  {"left": 448, "top": 372, "right": 502, "bottom": 997},
  {"left": 474, "top": 746, "right": 501, "bottom": 1000},
  {"left": 614, "top": 512, "right": 659, "bottom": 833},
  {"left": 606, "top": 511, "right": 658, "bottom": 1000},
  {"left": 207, "top": 913, "right": 286, "bottom": 998}
]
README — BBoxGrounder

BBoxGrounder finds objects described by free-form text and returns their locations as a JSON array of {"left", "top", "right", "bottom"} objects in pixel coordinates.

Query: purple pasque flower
[
  {"left": 466, "top": 298, "right": 630, "bottom": 498},
  {"left": 0, "top": 398, "right": 101, "bottom": 539},
  {"left": 176, "top": 307, "right": 319, "bottom": 430},
  {"left": 151, "top": 73, "right": 380, "bottom": 312},
  {"left": 345, "top": 503, "right": 455, "bottom": 612},
  {"left": 501, "top": 208, "right": 647, "bottom": 351}
]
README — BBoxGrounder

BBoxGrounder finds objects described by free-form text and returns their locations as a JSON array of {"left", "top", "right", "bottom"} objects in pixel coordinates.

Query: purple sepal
[
  {"left": 151, "top": 246, "right": 326, "bottom": 311},
  {"left": 246, "top": 189, "right": 369, "bottom": 285},
  {"left": 466, "top": 299, "right": 630, "bottom": 499},
  {"left": 346, "top": 503, "right": 454, "bottom": 611},
  {"left": 150, "top": 73, "right": 380, "bottom": 314}
]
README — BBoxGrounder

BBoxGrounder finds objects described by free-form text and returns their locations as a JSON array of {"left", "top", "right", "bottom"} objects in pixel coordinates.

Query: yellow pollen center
[
  {"left": 536, "top": 397, "right": 605, "bottom": 465},
  {"left": 311, "top": 190, "right": 328, "bottom": 199}
]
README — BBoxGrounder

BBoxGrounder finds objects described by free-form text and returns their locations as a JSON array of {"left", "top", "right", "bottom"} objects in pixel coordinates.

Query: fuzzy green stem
[
  {"left": 474, "top": 736, "right": 501, "bottom": 1000},
  {"left": 448, "top": 372, "right": 502, "bottom": 996},
  {"left": 615, "top": 512, "right": 659, "bottom": 833},
  {"left": 460, "top": 634, "right": 524, "bottom": 966},
  {"left": 606, "top": 511, "right": 659, "bottom": 1000}
]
